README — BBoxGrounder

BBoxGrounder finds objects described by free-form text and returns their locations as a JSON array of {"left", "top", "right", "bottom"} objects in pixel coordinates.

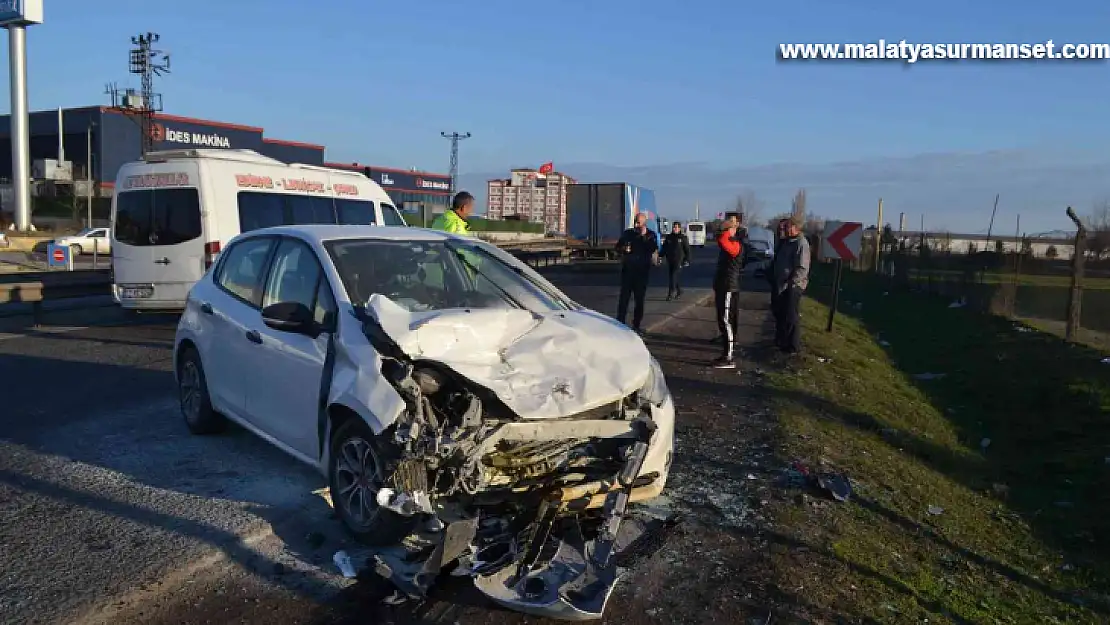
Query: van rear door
[{"left": 112, "top": 186, "right": 205, "bottom": 308}]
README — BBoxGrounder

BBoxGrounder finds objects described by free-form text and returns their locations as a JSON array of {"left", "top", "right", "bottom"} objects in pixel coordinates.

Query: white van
[
  {"left": 110, "top": 149, "right": 406, "bottom": 311},
  {"left": 686, "top": 221, "right": 706, "bottom": 247}
]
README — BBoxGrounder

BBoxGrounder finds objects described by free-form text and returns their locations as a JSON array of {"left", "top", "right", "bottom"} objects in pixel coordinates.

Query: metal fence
[{"left": 836, "top": 232, "right": 1110, "bottom": 347}]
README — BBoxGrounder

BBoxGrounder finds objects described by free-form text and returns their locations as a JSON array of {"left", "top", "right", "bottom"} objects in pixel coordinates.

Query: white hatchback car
[
  {"left": 54, "top": 227, "right": 111, "bottom": 255},
  {"left": 173, "top": 225, "right": 676, "bottom": 618}
]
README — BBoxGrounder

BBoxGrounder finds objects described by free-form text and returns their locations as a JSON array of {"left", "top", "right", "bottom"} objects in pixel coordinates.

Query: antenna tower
[
  {"left": 126, "top": 33, "right": 171, "bottom": 155},
  {"left": 440, "top": 131, "right": 471, "bottom": 194}
]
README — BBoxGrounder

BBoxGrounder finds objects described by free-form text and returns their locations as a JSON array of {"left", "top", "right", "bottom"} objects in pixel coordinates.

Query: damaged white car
[{"left": 173, "top": 225, "right": 676, "bottom": 619}]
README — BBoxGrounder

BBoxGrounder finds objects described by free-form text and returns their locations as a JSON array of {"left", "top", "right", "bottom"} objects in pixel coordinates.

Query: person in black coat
[
  {"left": 615, "top": 213, "right": 659, "bottom": 334},
  {"left": 661, "top": 221, "right": 692, "bottom": 300},
  {"left": 711, "top": 215, "right": 748, "bottom": 369}
]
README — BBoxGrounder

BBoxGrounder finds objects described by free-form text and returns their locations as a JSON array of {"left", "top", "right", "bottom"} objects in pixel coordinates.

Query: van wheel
[
  {"left": 178, "top": 348, "right": 225, "bottom": 435},
  {"left": 328, "top": 419, "right": 417, "bottom": 546},
  {"left": 70, "top": 244, "right": 83, "bottom": 256}
]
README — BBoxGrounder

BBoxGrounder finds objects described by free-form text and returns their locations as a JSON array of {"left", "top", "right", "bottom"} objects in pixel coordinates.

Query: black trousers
[
  {"left": 714, "top": 288, "right": 741, "bottom": 358},
  {"left": 774, "top": 287, "right": 802, "bottom": 352},
  {"left": 618, "top": 268, "right": 650, "bottom": 330},
  {"left": 667, "top": 261, "right": 683, "bottom": 296}
]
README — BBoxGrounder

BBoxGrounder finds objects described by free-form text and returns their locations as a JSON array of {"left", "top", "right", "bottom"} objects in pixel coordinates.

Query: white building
[{"left": 486, "top": 168, "right": 576, "bottom": 233}]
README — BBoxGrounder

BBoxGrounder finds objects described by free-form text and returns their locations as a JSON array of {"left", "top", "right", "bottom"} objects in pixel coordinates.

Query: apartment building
[{"left": 486, "top": 168, "right": 576, "bottom": 233}]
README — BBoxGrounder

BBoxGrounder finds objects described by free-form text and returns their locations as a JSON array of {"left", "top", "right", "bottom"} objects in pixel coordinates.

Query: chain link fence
[{"left": 841, "top": 231, "right": 1110, "bottom": 348}]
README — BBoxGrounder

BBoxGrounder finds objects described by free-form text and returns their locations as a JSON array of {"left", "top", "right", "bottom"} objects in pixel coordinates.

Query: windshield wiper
[{"left": 445, "top": 242, "right": 526, "bottom": 310}]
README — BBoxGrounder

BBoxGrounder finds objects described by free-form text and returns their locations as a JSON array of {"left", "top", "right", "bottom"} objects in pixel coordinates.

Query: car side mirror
[{"left": 261, "top": 301, "right": 318, "bottom": 337}]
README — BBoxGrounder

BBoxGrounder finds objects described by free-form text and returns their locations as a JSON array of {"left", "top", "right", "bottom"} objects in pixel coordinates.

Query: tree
[
  {"left": 1020, "top": 236, "right": 1033, "bottom": 256},
  {"left": 935, "top": 231, "right": 952, "bottom": 254},
  {"left": 994, "top": 239, "right": 1005, "bottom": 254},
  {"left": 734, "top": 190, "right": 764, "bottom": 229},
  {"left": 1087, "top": 201, "right": 1110, "bottom": 260},
  {"left": 967, "top": 242, "right": 978, "bottom": 254},
  {"left": 802, "top": 214, "right": 826, "bottom": 236},
  {"left": 791, "top": 189, "right": 807, "bottom": 222},
  {"left": 1046, "top": 244, "right": 1058, "bottom": 259}
]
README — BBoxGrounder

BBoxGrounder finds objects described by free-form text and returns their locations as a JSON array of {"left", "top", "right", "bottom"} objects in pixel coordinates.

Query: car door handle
[
  {"left": 245, "top": 330, "right": 263, "bottom": 344},
  {"left": 154, "top": 257, "right": 171, "bottom": 265},
  {"left": 200, "top": 302, "right": 213, "bottom": 315}
]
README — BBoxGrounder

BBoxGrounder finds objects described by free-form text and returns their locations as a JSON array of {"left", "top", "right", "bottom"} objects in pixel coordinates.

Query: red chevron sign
[{"left": 822, "top": 221, "right": 863, "bottom": 261}]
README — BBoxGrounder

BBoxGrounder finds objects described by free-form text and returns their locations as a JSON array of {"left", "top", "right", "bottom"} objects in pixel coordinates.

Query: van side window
[
  {"left": 335, "top": 199, "right": 376, "bottom": 225},
  {"left": 237, "top": 192, "right": 285, "bottom": 232},
  {"left": 114, "top": 189, "right": 202, "bottom": 246},
  {"left": 288, "top": 196, "right": 337, "bottom": 226},
  {"left": 381, "top": 204, "right": 406, "bottom": 226},
  {"left": 215, "top": 237, "right": 275, "bottom": 308}
]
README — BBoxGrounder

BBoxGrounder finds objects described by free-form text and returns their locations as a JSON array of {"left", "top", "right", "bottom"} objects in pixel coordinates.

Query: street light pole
[{"left": 86, "top": 123, "right": 94, "bottom": 228}]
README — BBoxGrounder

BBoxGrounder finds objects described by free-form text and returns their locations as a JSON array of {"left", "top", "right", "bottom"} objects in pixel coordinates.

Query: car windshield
[
  {"left": 325, "top": 238, "right": 574, "bottom": 314},
  {"left": 74, "top": 228, "right": 96, "bottom": 237},
  {"left": 749, "top": 240, "right": 770, "bottom": 251}
]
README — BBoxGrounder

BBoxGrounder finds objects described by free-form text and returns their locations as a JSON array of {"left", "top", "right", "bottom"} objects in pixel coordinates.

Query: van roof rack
[{"left": 141, "top": 149, "right": 285, "bottom": 165}]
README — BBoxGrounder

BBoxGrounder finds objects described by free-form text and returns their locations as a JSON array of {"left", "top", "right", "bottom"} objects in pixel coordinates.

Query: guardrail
[
  {"left": 0, "top": 239, "right": 574, "bottom": 321},
  {"left": 0, "top": 270, "right": 112, "bottom": 325}
]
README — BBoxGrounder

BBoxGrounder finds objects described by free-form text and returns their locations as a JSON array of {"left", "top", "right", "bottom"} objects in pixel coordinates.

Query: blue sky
[{"left": 4, "top": 0, "right": 1110, "bottom": 232}]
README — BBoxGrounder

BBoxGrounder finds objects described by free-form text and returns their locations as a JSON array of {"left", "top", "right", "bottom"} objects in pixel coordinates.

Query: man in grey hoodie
[{"left": 771, "top": 214, "right": 810, "bottom": 354}]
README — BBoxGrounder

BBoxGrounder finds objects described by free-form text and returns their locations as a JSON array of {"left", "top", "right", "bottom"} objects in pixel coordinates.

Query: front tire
[
  {"left": 328, "top": 418, "right": 416, "bottom": 546},
  {"left": 178, "top": 347, "right": 226, "bottom": 435},
  {"left": 70, "top": 244, "right": 83, "bottom": 256}
]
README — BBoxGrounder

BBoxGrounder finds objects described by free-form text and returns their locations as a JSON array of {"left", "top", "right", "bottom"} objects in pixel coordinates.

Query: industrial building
[
  {"left": 486, "top": 168, "right": 576, "bottom": 233},
  {"left": 0, "top": 106, "right": 451, "bottom": 218}
]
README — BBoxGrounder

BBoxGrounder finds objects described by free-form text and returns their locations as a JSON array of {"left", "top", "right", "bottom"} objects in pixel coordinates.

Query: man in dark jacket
[
  {"left": 711, "top": 214, "right": 747, "bottom": 369},
  {"left": 615, "top": 212, "right": 659, "bottom": 334},
  {"left": 661, "top": 221, "right": 691, "bottom": 300},
  {"left": 771, "top": 214, "right": 811, "bottom": 354}
]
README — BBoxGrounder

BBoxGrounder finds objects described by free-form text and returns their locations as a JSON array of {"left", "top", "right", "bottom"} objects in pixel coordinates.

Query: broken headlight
[{"left": 639, "top": 356, "right": 670, "bottom": 407}]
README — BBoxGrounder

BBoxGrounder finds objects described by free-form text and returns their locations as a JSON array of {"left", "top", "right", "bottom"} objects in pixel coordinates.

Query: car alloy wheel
[
  {"left": 179, "top": 360, "right": 203, "bottom": 424},
  {"left": 333, "top": 436, "right": 385, "bottom": 532}
]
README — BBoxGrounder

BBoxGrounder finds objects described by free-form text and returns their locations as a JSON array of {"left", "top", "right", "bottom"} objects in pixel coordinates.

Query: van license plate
[{"left": 121, "top": 286, "right": 154, "bottom": 299}]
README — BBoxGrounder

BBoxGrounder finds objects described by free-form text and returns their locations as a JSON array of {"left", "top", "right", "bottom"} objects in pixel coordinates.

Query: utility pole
[
  {"left": 128, "top": 33, "right": 170, "bottom": 156},
  {"left": 3, "top": 1, "right": 44, "bottom": 232},
  {"left": 440, "top": 131, "right": 471, "bottom": 194}
]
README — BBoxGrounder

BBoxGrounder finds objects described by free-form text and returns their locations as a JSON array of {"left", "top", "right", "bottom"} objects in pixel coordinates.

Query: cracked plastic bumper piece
[{"left": 472, "top": 418, "right": 657, "bottom": 620}]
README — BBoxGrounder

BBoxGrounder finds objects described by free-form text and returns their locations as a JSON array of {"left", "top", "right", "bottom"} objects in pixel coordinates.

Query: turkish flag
[{"left": 538, "top": 162, "right": 554, "bottom": 174}]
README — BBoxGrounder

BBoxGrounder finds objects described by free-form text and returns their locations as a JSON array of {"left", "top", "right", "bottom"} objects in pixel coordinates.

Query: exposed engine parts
[{"left": 350, "top": 351, "right": 673, "bottom": 620}]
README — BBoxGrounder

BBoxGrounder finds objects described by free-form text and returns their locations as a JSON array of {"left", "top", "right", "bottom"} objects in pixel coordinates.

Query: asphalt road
[{"left": 0, "top": 245, "right": 771, "bottom": 625}]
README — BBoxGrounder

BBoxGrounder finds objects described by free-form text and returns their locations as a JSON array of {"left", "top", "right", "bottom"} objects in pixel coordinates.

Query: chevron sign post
[
  {"left": 820, "top": 221, "right": 863, "bottom": 332},
  {"left": 821, "top": 221, "right": 863, "bottom": 261}
]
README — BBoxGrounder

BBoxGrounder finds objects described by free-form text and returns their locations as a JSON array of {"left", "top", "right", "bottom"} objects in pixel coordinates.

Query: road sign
[
  {"left": 821, "top": 221, "right": 863, "bottom": 261},
  {"left": 46, "top": 242, "right": 73, "bottom": 270}
]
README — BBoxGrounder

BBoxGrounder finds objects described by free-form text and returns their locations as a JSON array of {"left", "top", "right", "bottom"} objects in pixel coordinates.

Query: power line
[{"left": 440, "top": 131, "right": 471, "bottom": 195}]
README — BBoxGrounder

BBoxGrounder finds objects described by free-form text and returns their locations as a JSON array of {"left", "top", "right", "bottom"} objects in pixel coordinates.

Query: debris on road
[
  {"left": 911, "top": 372, "right": 947, "bottom": 381},
  {"left": 927, "top": 506, "right": 944, "bottom": 516}
]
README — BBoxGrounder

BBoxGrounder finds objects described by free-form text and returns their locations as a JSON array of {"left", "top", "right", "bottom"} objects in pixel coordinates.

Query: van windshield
[
  {"left": 113, "top": 189, "right": 202, "bottom": 247},
  {"left": 687, "top": 224, "right": 704, "bottom": 232}
]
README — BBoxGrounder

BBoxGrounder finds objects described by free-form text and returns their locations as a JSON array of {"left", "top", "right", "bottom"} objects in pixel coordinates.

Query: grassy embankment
[{"left": 761, "top": 265, "right": 1110, "bottom": 623}]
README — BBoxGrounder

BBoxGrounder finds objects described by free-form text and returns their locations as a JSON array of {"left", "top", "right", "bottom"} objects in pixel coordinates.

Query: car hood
[{"left": 365, "top": 294, "right": 652, "bottom": 420}]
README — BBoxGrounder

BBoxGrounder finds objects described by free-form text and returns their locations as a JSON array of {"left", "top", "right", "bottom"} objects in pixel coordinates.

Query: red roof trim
[
  {"left": 263, "top": 137, "right": 325, "bottom": 150},
  {"left": 322, "top": 161, "right": 449, "bottom": 178},
  {"left": 102, "top": 106, "right": 264, "bottom": 132}
]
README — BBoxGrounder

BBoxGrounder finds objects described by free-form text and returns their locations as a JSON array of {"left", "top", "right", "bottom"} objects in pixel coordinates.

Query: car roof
[{"left": 236, "top": 224, "right": 463, "bottom": 245}]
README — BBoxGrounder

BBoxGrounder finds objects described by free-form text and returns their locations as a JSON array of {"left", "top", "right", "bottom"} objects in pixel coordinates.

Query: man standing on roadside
[
  {"left": 711, "top": 214, "right": 746, "bottom": 369},
  {"left": 615, "top": 212, "right": 659, "bottom": 335},
  {"left": 771, "top": 214, "right": 811, "bottom": 355},
  {"left": 661, "top": 221, "right": 691, "bottom": 301},
  {"left": 767, "top": 218, "right": 789, "bottom": 336},
  {"left": 431, "top": 191, "right": 476, "bottom": 236}
]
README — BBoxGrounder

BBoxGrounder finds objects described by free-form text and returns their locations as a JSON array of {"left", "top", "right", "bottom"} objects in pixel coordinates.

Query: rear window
[
  {"left": 113, "top": 189, "right": 202, "bottom": 247},
  {"left": 687, "top": 224, "right": 704, "bottom": 232}
]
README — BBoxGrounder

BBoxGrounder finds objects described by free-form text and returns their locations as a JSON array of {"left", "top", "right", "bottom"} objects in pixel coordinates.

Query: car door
[
  {"left": 88, "top": 228, "right": 110, "bottom": 255},
  {"left": 243, "top": 237, "right": 335, "bottom": 458},
  {"left": 201, "top": 235, "right": 278, "bottom": 421}
]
